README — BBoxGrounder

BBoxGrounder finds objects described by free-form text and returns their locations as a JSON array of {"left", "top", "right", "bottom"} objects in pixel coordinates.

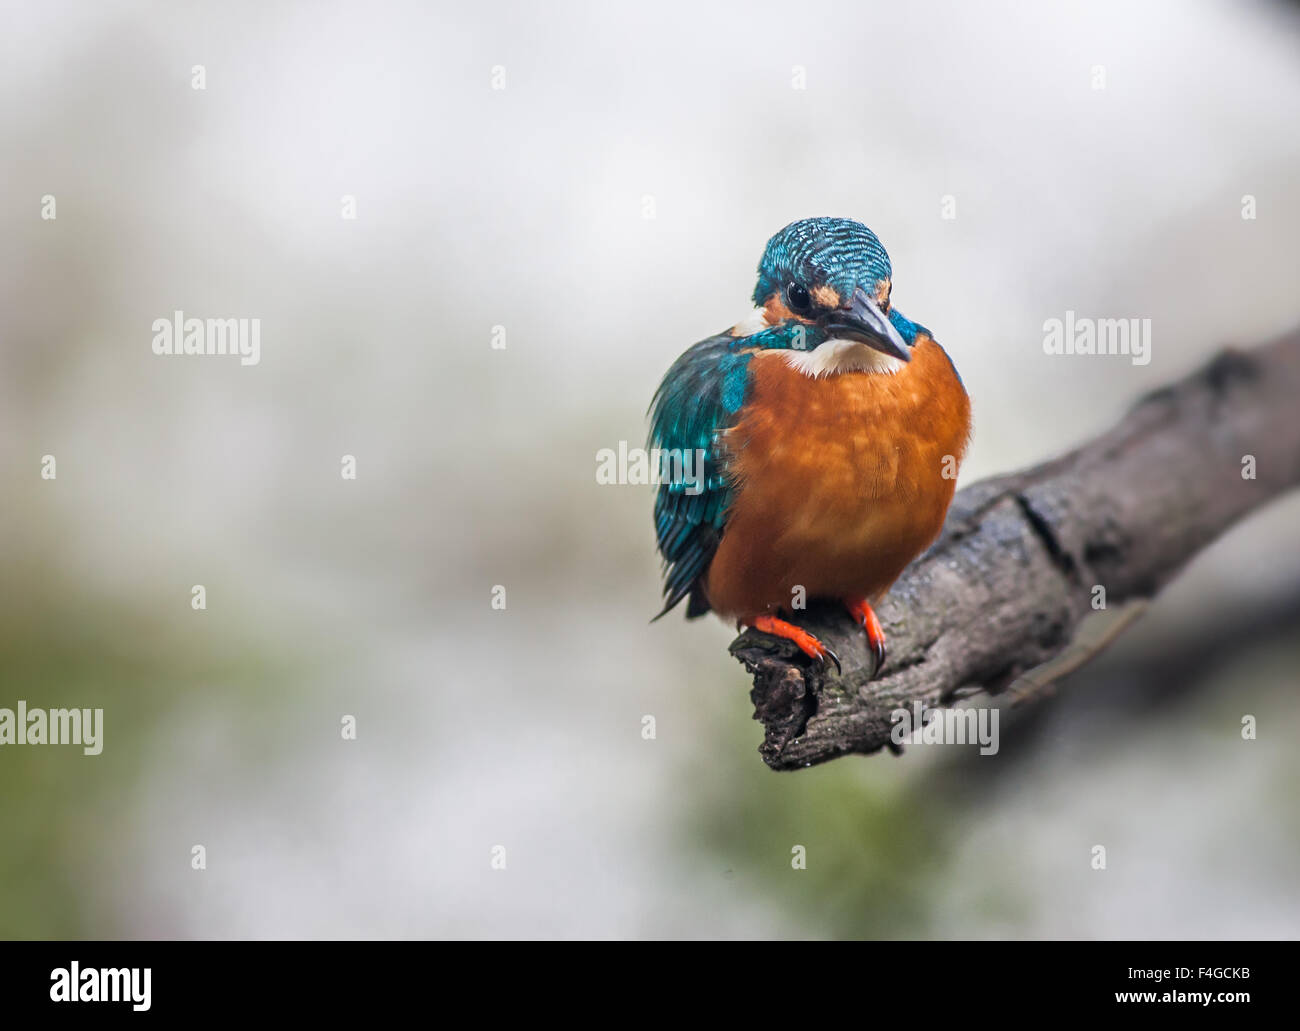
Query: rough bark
[{"left": 730, "top": 329, "right": 1300, "bottom": 770}]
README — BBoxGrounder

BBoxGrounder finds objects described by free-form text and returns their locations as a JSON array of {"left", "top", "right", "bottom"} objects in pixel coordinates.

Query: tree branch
[{"left": 730, "top": 329, "right": 1300, "bottom": 770}]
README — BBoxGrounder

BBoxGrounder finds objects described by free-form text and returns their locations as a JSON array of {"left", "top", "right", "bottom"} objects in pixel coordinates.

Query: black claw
[
  {"left": 870, "top": 639, "right": 887, "bottom": 679},
  {"left": 822, "top": 645, "right": 842, "bottom": 676}
]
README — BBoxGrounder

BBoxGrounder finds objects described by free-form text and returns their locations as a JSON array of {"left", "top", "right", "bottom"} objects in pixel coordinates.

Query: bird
[{"left": 649, "top": 217, "right": 971, "bottom": 676}]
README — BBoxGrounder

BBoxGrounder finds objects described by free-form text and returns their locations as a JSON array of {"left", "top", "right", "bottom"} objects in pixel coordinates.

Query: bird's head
[{"left": 743, "top": 217, "right": 922, "bottom": 374}]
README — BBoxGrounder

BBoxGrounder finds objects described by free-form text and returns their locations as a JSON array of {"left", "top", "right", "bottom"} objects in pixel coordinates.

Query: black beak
[{"left": 820, "top": 287, "right": 910, "bottom": 362}]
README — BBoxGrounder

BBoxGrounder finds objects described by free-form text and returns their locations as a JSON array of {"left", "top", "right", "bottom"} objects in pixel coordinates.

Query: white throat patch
[
  {"left": 731, "top": 307, "right": 770, "bottom": 335},
  {"left": 783, "top": 338, "right": 905, "bottom": 378}
]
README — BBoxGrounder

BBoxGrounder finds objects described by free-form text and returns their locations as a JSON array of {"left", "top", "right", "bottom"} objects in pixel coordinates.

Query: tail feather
[
  {"left": 651, "top": 581, "right": 712, "bottom": 622},
  {"left": 685, "top": 584, "right": 712, "bottom": 619}
]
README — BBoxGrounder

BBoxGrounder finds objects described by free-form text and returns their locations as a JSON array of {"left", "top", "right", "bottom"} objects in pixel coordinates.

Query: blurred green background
[{"left": 2, "top": 0, "right": 1299, "bottom": 938}]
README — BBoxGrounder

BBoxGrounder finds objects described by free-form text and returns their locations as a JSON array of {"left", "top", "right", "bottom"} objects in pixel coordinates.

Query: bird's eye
[{"left": 786, "top": 282, "right": 811, "bottom": 312}]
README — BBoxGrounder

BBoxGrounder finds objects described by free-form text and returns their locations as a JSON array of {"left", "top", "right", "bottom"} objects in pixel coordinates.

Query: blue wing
[{"left": 649, "top": 333, "right": 754, "bottom": 619}]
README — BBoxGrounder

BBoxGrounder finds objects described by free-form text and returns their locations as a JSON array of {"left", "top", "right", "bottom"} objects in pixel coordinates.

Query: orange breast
[{"left": 703, "top": 337, "right": 971, "bottom": 621}]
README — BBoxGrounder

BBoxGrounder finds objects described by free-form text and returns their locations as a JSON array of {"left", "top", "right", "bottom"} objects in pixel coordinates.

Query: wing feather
[{"left": 648, "top": 333, "right": 753, "bottom": 619}]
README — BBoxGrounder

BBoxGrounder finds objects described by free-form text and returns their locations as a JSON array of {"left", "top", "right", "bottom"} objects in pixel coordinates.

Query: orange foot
[
  {"left": 845, "top": 597, "right": 887, "bottom": 677},
  {"left": 750, "top": 615, "right": 841, "bottom": 674}
]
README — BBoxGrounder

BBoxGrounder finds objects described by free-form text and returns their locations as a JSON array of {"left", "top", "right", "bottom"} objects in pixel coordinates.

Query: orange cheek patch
[
  {"left": 811, "top": 285, "right": 840, "bottom": 309},
  {"left": 763, "top": 292, "right": 797, "bottom": 323},
  {"left": 875, "top": 278, "right": 892, "bottom": 308}
]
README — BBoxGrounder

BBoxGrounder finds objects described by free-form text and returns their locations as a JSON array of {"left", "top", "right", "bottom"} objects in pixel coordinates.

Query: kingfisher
[{"left": 650, "top": 217, "right": 971, "bottom": 675}]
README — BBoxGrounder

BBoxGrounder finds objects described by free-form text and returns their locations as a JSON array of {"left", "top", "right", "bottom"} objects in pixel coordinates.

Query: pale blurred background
[{"left": 2, "top": 0, "right": 1298, "bottom": 938}]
